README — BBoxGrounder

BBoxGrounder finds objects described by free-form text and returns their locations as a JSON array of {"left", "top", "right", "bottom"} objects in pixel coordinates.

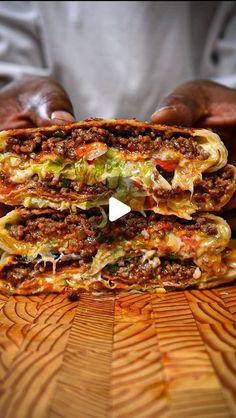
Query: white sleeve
[
  {"left": 209, "top": 2, "right": 236, "bottom": 88},
  {"left": 0, "top": 1, "right": 52, "bottom": 81}
]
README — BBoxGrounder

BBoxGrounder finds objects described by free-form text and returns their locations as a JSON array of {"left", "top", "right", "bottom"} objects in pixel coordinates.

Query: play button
[{"left": 109, "top": 197, "right": 131, "bottom": 222}]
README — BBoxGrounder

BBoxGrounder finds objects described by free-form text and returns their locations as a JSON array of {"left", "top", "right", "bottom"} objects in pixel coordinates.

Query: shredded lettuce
[
  {"left": 23, "top": 197, "right": 73, "bottom": 211},
  {"left": 4, "top": 148, "right": 157, "bottom": 188},
  {"left": 32, "top": 159, "right": 65, "bottom": 179},
  {"left": 87, "top": 244, "right": 125, "bottom": 276},
  {"left": 97, "top": 206, "right": 108, "bottom": 228},
  {"left": 22, "top": 196, "right": 111, "bottom": 211}
]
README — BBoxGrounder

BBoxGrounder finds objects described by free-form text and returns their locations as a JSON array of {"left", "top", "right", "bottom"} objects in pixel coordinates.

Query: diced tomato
[
  {"left": 44, "top": 283, "right": 54, "bottom": 292},
  {"left": 157, "top": 221, "right": 171, "bottom": 231},
  {"left": 182, "top": 236, "right": 198, "bottom": 249},
  {"left": 0, "top": 179, "right": 18, "bottom": 193},
  {"left": 155, "top": 159, "right": 178, "bottom": 172},
  {"left": 66, "top": 244, "right": 81, "bottom": 253},
  {"left": 76, "top": 142, "right": 107, "bottom": 159},
  {"left": 76, "top": 144, "right": 92, "bottom": 158}
]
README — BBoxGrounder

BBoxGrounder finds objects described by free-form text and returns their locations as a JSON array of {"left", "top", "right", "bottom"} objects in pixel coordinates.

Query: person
[{"left": 0, "top": 1, "right": 235, "bottom": 223}]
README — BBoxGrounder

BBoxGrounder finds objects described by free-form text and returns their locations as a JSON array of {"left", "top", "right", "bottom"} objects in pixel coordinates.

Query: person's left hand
[{"left": 150, "top": 80, "right": 236, "bottom": 217}]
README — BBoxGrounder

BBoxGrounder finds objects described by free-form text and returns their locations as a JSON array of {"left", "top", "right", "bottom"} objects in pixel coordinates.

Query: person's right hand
[{"left": 0, "top": 75, "right": 75, "bottom": 130}]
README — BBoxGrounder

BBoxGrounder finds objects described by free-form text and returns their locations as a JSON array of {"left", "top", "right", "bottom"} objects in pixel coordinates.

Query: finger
[
  {"left": 151, "top": 81, "right": 208, "bottom": 126},
  {"left": 0, "top": 106, "right": 36, "bottom": 130},
  {"left": 151, "top": 102, "right": 196, "bottom": 126},
  {"left": 0, "top": 117, "right": 35, "bottom": 130},
  {"left": 19, "top": 77, "right": 75, "bottom": 127},
  {"left": 50, "top": 110, "right": 75, "bottom": 125}
]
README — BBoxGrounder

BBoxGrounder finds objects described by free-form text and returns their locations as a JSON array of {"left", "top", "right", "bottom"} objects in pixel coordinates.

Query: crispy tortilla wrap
[
  {"left": 0, "top": 208, "right": 234, "bottom": 294},
  {"left": 0, "top": 119, "right": 234, "bottom": 219}
]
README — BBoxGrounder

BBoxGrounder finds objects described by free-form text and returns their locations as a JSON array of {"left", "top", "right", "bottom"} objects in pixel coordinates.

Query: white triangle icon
[{"left": 109, "top": 197, "right": 131, "bottom": 222}]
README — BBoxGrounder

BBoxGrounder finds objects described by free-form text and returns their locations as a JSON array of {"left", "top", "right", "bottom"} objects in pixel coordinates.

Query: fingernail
[
  {"left": 151, "top": 105, "right": 177, "bottom": 117},
  {"left": 156, "top": 105, "right": 177, "bottom": 112},
  {"left": 51, "top": 110, "right": 75, "bottom": 123}
]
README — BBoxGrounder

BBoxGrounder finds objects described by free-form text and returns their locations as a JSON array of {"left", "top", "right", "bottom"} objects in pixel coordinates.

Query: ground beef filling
[
  {"left": 4, "top": 264, "right": 32, "bottom": 288},
  {"left": 34, "top": 176, "right": 112, "bottom": 198},
  {"left": 193, "top": 165, "right": 234, "bottom": 204},
  {"left": 103, "top": 258, "right": 198, "bottom": 286},
  {"left": 153, "top": 165, "right": 234, "bottom": 203},
  {"left": 8, "top": 210, "right": 217, "bottom": 244},
  {"left": 3, "top": 257, "right": 198, "bottom": 289},
  {"left": 6, "top": 126, "right": 209, "bottom": 160},
  {"left": 9, "top": 212, "right": 101, "bottom": 256},
  {"left": 3, "top": 258, "right": 89, "bottom": 288}
]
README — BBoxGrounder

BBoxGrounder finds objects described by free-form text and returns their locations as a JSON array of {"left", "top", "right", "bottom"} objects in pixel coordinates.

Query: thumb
[
  {"left": 19, "top": 76, "right": 75, "bottom": 126},
  {"left": 151, "top": 81, "right": 208, "bottom": 126},
  {"left": 50, "top": 110, "right": 75, "bottom": 125}
]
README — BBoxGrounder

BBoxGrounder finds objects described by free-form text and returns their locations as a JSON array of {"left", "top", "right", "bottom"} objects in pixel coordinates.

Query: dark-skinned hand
[{"left": 0, "top": 75, "right": 75, "bottom": 130}]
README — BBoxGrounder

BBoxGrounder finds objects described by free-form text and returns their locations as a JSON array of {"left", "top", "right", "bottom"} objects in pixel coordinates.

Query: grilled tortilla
[
  {"left": 0, "top": 119, "right": 234, "bottom": 219},
  {"left": 0, "top": 208, "right": 235, "bottom": 295}
]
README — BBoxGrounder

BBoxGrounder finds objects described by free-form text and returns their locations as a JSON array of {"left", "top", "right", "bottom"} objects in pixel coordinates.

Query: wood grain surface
[{"left": 0, "top": 287, "right": 236, "bottom": 418}]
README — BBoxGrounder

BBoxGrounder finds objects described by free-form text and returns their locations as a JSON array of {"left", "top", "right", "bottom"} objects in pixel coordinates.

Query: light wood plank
[
  {"left": 197, "top": 323, "right": 236, "bottom": 352},
  {"left": 0, "top": 350, "right": 63, "bottom": 418},
  {"left": 189, "top": 302, "right": 235, "bottom": 324},
  {"left": 151, "top": 291, "right": 195, "bottom": 326},
  {"left": 169, "top": 389, "right": 234, "bottom": 418},
  {"left": 115, "top": 293, "right": 153, "bottom": 322},
  {"left": 49, "top": 295, "right": 115, "bottom": 418},
  {"left": 0, "top": 287, "right": 236, "bottom": 418},
  {"left": 185, "top": 289, "right": 223, "bottom": 303}
]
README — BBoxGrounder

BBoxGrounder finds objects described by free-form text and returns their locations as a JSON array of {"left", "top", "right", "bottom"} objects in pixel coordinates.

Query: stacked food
[{"left": 0, "top": 119, "right": 235, "bottom": 294}]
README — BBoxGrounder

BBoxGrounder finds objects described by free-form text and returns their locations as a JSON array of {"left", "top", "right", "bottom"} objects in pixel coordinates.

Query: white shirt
[{"left": 0, "top": 1, "right": 235, "bottom": 120}]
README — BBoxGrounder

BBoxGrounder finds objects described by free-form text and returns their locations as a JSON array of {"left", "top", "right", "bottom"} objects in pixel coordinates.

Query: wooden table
[{"left": 0, "top": 287, "right": 236, "bottom": 418}]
